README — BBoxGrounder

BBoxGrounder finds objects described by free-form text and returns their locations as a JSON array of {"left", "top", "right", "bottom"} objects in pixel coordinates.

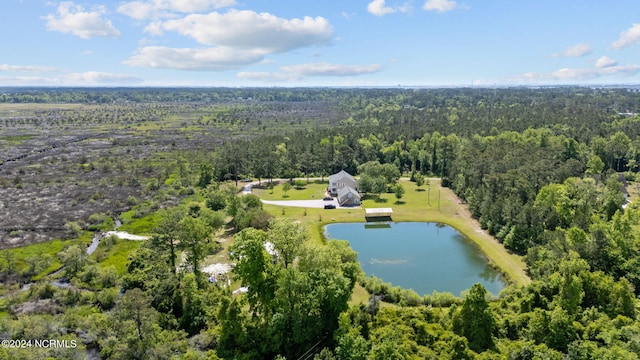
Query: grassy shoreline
[{"left": 255, "top": 179, "right": 531, "bottom": 288}]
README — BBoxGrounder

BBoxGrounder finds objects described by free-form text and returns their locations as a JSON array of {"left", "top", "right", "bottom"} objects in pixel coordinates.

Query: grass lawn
[
  {"left": 252, "top": 179, "right": 328, "bottom": 200},
  {"left": 257, "top": 179, "right": 530, "bottom": 287}
]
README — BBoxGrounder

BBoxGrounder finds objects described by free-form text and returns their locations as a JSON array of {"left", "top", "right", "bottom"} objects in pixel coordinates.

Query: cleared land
[{"left": 253, "top": 179, "right": 531, "bottom": 287}]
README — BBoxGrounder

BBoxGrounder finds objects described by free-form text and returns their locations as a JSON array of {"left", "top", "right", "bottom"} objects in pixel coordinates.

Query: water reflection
[
  {"left": 325, "top": 222, "right": 506, "bottom": 296},
  {"left": 364, "top": 223, "right": 392, "bottom": 229}
]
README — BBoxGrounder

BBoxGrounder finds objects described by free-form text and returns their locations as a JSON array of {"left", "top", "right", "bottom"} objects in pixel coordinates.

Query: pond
[{"left": 324, "top": 222, "right": 506, "bottom": 296}]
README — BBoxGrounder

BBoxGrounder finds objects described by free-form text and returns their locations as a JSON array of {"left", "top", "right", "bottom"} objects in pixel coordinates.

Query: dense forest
[{"left": 1, "top": 86, "right": 640, "bottom": 359}]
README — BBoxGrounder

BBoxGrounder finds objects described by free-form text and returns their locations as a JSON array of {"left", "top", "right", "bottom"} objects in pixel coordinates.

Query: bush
[
  {"left": 294, "top": 180, "right": 306, "bottom": 189},
  {"left": 424, "top": 291, "right": 461, "bottom": 307},
  {"left": 234, "top": 208, "right": 272, "bottom": 231},
  {"left": 241, "top": 194, "right": 262, "bottom": 209},
  {"left": 96, "top": 288, "right": 119, "bottom": 310},
  {"left": 126, "top": 196, "right": 139, "bottom": 206},
  {"left": 206, "top": 190, "right": 227, "bottom": 211},
  {"left": 64, "top": 222, "right": 83, "bottom": 239},
  {"left": 29, "top": 282, "right": 56, "bottom": 300}
]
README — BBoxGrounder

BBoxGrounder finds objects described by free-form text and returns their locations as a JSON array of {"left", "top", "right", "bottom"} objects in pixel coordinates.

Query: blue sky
[{"left": 2, "top": 0, "right": 640, "bottom": 86}]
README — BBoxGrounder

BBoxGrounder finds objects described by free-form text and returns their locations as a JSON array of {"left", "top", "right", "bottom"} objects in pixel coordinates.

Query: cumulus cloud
[
  {"left": 367, "top": 0, "right": 396, "bottom": 16},
  {"left": 598, "top": 64, "right": 640, "bottom": 77},
  {"left": 159, "top": 10, "right": 332, "bottom": 52},
  {"left": 238, "top": 62, "right": 383, "bottom": 83},
  {"left": 423, "top": 0, "right": 458, "bottom": 12},
  {"left": 611, "top": 23, "right": 640, "bottom": 50},
  {"left": 551, "top": 43, "right": 592, "bottom": 58},
  {"left": 118, "top": 0, "right": 237, "bottom": 20},
  {"left": 43, "top": 2, "right": 120, "bottom": 39},
  {"left": 595, "top": 56, "right": 617, "bottom": 69},
  {"left": 0, "top": 64, "right": 57, "bottom": 72},
  {"left": 123, "top": 46, "right": 267, "bottom": 70},
  {"left": 367, "top": 0, "right": 412, "bottom": 16},
  {"left": 503, "top": 64, "right": 640, "bottom": 84},
  {"left": 127, "top": 10, "right": 334, "bottom": 71},
  {"left": 550, "top": 68, "right": 597, "bottom": 81},
  {"left": 143, "top": 21, "right": 165, "bottom": 36}
]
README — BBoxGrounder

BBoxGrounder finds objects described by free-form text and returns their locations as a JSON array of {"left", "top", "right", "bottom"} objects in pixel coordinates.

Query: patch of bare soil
[{"left": 10, "top": 298, "right": 64, "bottom": 316}]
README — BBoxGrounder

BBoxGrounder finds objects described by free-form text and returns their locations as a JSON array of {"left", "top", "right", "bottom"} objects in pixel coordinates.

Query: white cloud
[
  {"left": 281, "top": 63, "right": 383, "bottom": 77},
  {"left": 598, "top": 64, "right": 640, "bottom": 77},
  {"left": 611, "top": 23, "right": 640, "bottom": 50},
  {"left": 398, "top": 3, "right": 413, "bottom": 13},
  {"left": 117, "top": 1, "right": 158, "bottom": 21},
  {"left": 0, "top": 76, "right": 58, "bottom": 86},
  {"left": 367, "top": 0, "right": 396, "bottom": 16},
  {"left": 126, "top": 10, "right": 333, "bottom": 72},
  {"left": 367, "top": 0, "right": 412, "bottom": 16},
  {"left": 238, "top": 62, "right": 383, "bottom": 83},
  {"left": 595, "top": 56, "right": 617, "bottom": 69},
  {"left": 341, "top": 11, "right": 355, "bottom": 20},
  {"left": 43, "top": 2, "right": 120, "bottom": 39},
  {"left": 550, "top": 68, "right": 597, "bottom": 81},
  {"left": 423, "top": 0, "right": 458, "bottom": 12},
  {"left": 160, "top": 10, "right": 332, "bottom": 52},
  {"left": 65, "top": 71, "right": 143, "bottom": 84},
  {"left": 551, "top": 43, "right": 592, "bottom": 58},
  {"left": 118, "top": 0, "right": 237, "bottom": 20},
  {"left": 237, "top": 72, "right": 299, "bottom": 82},
  {"left": 143, "top": 21, "right": 165, "bottom": 36},
  {"left": 0, "top": 71, "right": 143, "bottom": 86},
  {"left": 123, "top": 46, "right": 266, "bottom": 70},
  {"left": 0, "top": 64, "right": 57, "bottom": 72},
  {"left": 503, "top": 64, "right": 640, "bottom": 84}
]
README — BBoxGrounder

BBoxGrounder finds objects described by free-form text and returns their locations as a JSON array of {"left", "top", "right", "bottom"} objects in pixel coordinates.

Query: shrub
[
  {"left": 294, "top": 180, "right": 306, "bottom": 189},
  {"left": 206, "top": 190, "right": 227, "bottom": 211},
  {"left": 96, "top": 288, "right": 119, "bottom": 310},
  {"left": 126, "top": 196, "right": 139, "bottom": 206},
  {"left": 64, "top": 222, "right": 83, "bottom": 239}
]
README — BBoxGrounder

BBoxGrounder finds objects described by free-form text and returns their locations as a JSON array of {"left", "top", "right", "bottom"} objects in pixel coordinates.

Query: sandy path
[{"left": 441, "top": 188, "right": 531, "bottom": 286}]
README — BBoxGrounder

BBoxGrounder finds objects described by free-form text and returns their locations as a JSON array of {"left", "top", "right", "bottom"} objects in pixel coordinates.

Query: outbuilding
[
  {"left": 337, "top": 185, "right": 361, "bottom": 206},
  {"left": 365, "top": 208, "right": 393, "bottom": 218}
]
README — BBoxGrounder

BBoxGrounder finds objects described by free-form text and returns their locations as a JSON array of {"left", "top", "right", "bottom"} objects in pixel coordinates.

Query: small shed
[
  {"left": 365, "top": 208, "right": 393, "bottom": 218},
  {"left": 337, "top": 185, "right": 361, "bottom": 206}
]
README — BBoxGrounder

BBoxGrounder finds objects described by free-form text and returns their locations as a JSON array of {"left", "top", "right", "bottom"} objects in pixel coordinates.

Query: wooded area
[{"left": 1, "top": 86, "right": 640, "bottom": 359}]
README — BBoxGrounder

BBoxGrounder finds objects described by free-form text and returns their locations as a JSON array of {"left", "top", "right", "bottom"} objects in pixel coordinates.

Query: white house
[{"left": 328, "top": 170, "right": 358, "bottom": 196}]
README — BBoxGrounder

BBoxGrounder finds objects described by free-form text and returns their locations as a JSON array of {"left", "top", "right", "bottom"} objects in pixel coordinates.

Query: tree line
[{"left": 2, "top": 87, "right": 640, "bottom": 359}]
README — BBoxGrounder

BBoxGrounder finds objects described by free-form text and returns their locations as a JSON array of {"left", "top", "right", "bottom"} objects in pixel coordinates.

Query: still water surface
[{"left": 325, "top": 222, "right": 506, "bottom": 296}]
